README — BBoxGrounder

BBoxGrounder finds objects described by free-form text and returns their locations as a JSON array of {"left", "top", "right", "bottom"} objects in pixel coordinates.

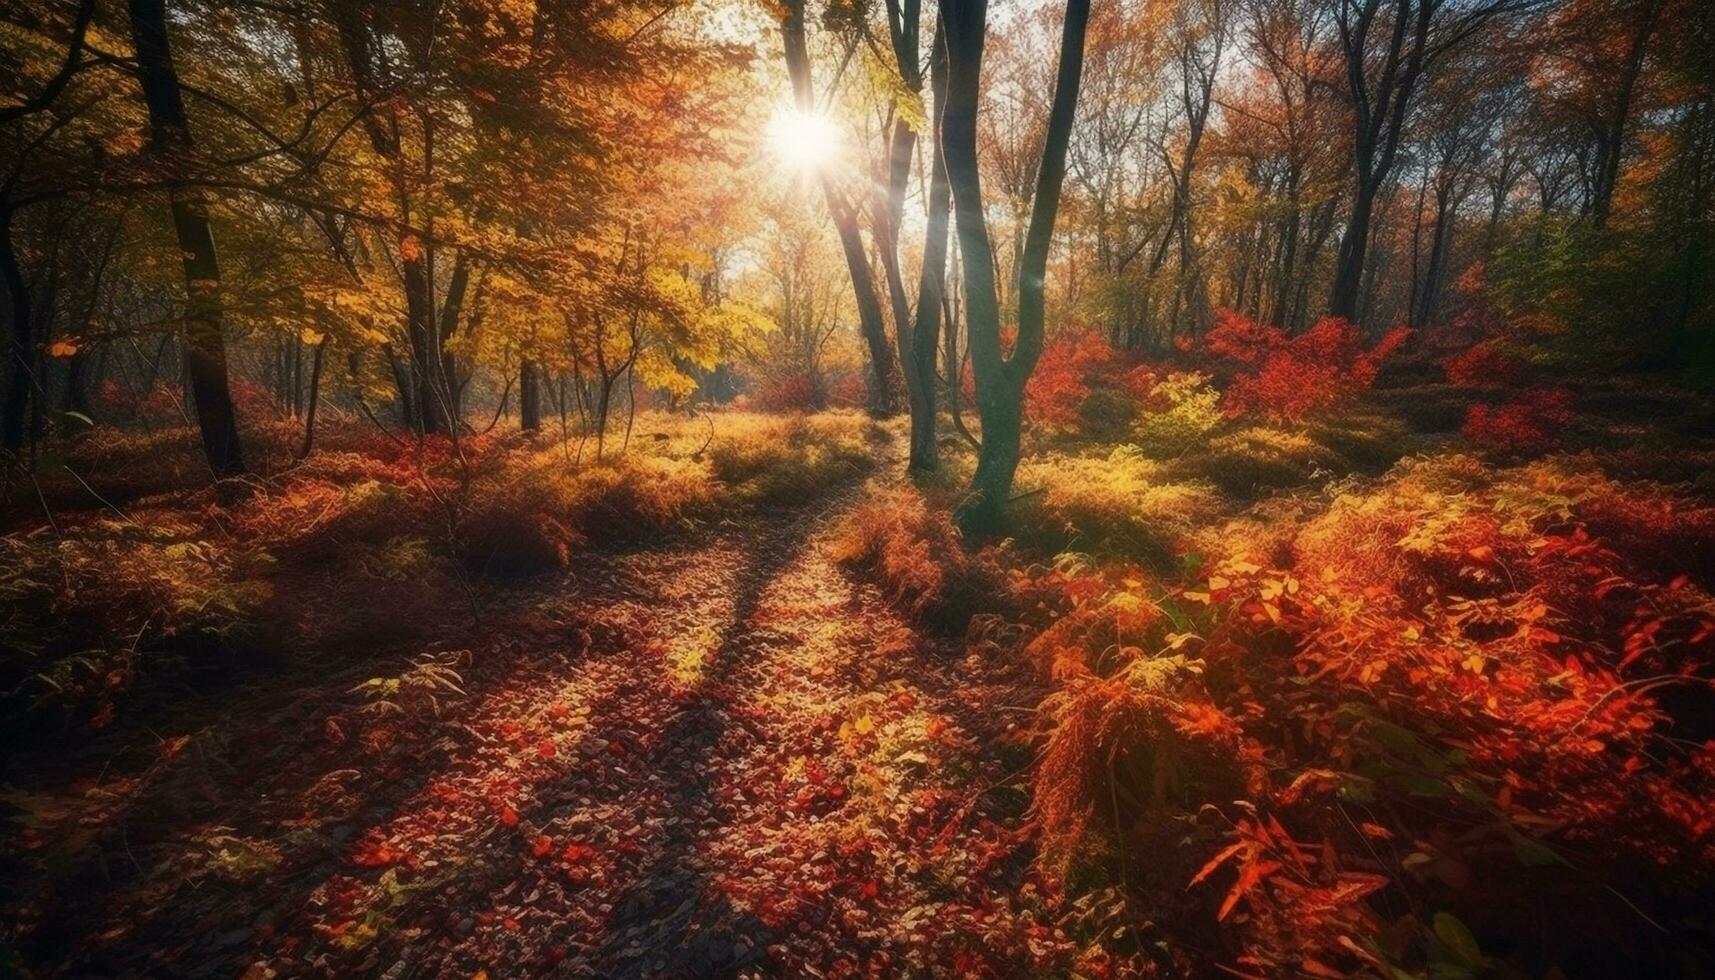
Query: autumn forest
[{"left": 2, "top": 0, "right": 1713, "bottom": 976}]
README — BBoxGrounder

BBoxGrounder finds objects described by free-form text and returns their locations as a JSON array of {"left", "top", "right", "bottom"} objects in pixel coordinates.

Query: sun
[{"left": 767, "top": 106, "right": 842, "bottom": 172}]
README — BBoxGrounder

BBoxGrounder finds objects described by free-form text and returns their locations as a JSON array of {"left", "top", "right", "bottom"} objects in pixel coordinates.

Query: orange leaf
[
  {"left": 1218, "top": 859, "right": 1281, "bottom": 921},
  {"left": 1189, "top": 841, "right": 1247, "bottom": 888}
]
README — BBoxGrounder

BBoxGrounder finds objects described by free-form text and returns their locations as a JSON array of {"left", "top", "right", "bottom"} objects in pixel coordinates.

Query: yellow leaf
[
  {"left": 300, "top": 327, "right": 325, "bottom": 345},
  {"left": 854, "top": 713, "right": 873, "bottom": 736}
]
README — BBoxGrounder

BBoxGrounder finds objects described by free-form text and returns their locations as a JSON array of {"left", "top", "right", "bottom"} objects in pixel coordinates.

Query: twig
[{"left": 61, "top": 464, "right": 139, "bottom": 527}]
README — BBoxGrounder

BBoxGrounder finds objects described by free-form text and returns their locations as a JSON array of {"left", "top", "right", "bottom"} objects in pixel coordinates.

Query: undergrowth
[
  {"left": 0, "top": 411, "right": 874, "bottom": 738},
  {"left": 837, "top": 404, "right": 1715, "bottom": 977}
]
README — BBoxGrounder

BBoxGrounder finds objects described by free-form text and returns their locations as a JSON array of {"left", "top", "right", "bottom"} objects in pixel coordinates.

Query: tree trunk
[
  {"left": 436, "top": 252, "right": 470, "bottom": 427},
  {"left": 827, "top": 213, "right": 897, "bottom": 415},
  {"left": 1, "top": 205, "right": 33, "bottom": 456},
  {"left": 875, "top": 11, "right": 952, "bottom": 477},
  {"left": 520, "top": 358, "right": 541, "bottom": 432},
  {"left": 941, "top": 0, "right": 1090, "bottom": 533},
  {"left": 1329, "top": 179, "right": 1376, "bottom": 322},
  {"left": 384, "top": 343, "right": 417, "bottom": 429},
  {"left": 1482, "top": 173, "right": 1510, "bottom": 259},
  {"left": 63, "top": 350, "right": 90, "bottom": 416},
  {"left": 402, "top": 260, "right": 445, "bottom": 435},
  {"left": 596, "top": 375, "right": 615, "bottom": 459},
  {"left": 328, "top": 0, "right": 446, "bottom": 436},
  {"left": 1590, "top": 4, "right": 1660, "bottom": 229},
  {"left": 779, "top": 0, "right": 897, "bottom": 416},
  {"left": 1406, "top": 167, "right": 1431, "bottom": 327},
  {"left": 296, "top": 338, "right": 326, "bottom": 459},
  {"left": 128, "top": 0, "right": 244, "bottom": 477},
  {"left": 908, "top": 104, "right": 951, "bottom": 475},
  {"left": 1415, "top": 189, "right": 1455, "bottom": 328},
  {"left": 1269, "top": 175, "right": 1302, "bottom": 327}
]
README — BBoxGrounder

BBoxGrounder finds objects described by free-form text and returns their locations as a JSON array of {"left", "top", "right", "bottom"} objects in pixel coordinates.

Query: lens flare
[{"left": 767, "top": 107, "right": 841, "bottom": 172}]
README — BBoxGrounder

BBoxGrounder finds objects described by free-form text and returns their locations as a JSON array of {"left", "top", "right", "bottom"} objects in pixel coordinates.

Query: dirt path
[{"left": 4, "top": 485, "right": 1061, "bottom": 978}]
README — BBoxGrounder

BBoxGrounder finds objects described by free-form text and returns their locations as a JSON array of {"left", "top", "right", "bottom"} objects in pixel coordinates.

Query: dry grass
[
  {"left": 1013, "top": 447, "right": 1223, "bottom": 564},
  {"left": 1168, "top": 426, "right": 1348, "bottom": 497},
  {"left": 706, "top": 411, "right": 877, "bottom": 505},
  {"left": 1, "top": 410, "right": 880, "bottom": 732},
  {"left": 829, "top": 482, "right": 1005, "bottom": 630}
]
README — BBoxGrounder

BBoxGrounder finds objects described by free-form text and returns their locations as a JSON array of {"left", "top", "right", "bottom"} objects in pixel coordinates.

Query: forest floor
[
  {"left": 1, "top": 440, "right": 1069, "bottom": 979},
  {"left": 6, "top": 369, "right": 1715, "bottom": 978}
]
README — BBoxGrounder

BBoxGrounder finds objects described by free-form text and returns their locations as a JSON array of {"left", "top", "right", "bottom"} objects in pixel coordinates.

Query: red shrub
[
  {"left": 1443, "top": 339, "right": 1526, "bottom": 388},
  {"left": 230, "top": 378, "right": 277, "bottom": 419},
  {"left": 1119, "top": 363, "right": 1158, "bottom": 402},
  {"left": 93, "top": 379, "right": 130, "bottom": 415},
  {"left": 1208, "top": 310, "right": 1408, "bottom": 420},
  {"left": 1446, "top": 260, "right": 1511, "bottom": 343},
  {"left": 1461, "top": 387, "right": 1574, "bottom": 453},
  {"left": 1025, "top": 329, "right": 1121, "bottom": 430},
  {"left": 140, "top": 387, "right": 183, "bottom": 422},
  {"left": 826, "top": 367, "right": 869, "bottom": 409},
  {"left": 94, "top": 381, "right": 183, "bottom": 424},
  {"left": 751, "top": 372, "right": 825, "bottom": 412},
  {"left": 1204, "top": 308, "right": 1285, "bottom": 367},
  {"left": 91, "top": 379, "right": 278, "bottom": 424},
  {"left": 1162, "top": 460, "right": 1712, "bottom": 972}
]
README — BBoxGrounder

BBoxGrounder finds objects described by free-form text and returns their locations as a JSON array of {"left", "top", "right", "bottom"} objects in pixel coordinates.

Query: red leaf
[
  {"left": 1218, "top": 859, "right": 1281, "bottom": 921},
  {"left": 1189, "top": 841, "right": 1247, "bottom": 888}
]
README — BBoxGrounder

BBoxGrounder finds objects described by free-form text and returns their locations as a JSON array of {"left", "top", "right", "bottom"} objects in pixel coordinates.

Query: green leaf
[
  {"left": 1433, "top": 912, "right": 1484, "bottom": 968},
  {"left": 1507, "top": 830, "right": 1569, "bottom": 868}
]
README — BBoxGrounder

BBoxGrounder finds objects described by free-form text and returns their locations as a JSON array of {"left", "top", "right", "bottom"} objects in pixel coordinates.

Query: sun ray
[{"left": 766, "top": 106, "right": 842, "bottom": 172}]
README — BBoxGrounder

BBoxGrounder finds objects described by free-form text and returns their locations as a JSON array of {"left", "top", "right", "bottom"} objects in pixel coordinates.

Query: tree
[
  {"left": 1207, "top": 0, "right": 1346, "bottom": 332},
  {"left": 1531, "top": 0, "right": 1668, "bottom": 229},
  {"left": 1406, "top": 47, "right": 1509, "bottom": 327},
  {"left": 1062, "top": 0, "right": 1173, "bottom": 346},
  {"left": 128, "top": 0, "right": 244, "bottom": 476},
  {"left": 1, "top": 0, "right": 96, "bottom": 459},
  {"left": 940, "top": 0, "right": 1092, "bottom": 532},
  {"left": 1144, "top": 0, "right": 1231, "bottom": 338},
  {"left": 323, "top": 0, "right": 454, "bottom": 436},
  {"left": 779, "top": 0, "right": 899, "bottom": 417},
  {"left": 751, "top": 185, "right": 851, "bottom": 410},
  {"left": 1327, "top": 0, "right": 1526, "bottom": 322},
  {"left": 874, "top": 0, "right": 953, "bottom": 476}
]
